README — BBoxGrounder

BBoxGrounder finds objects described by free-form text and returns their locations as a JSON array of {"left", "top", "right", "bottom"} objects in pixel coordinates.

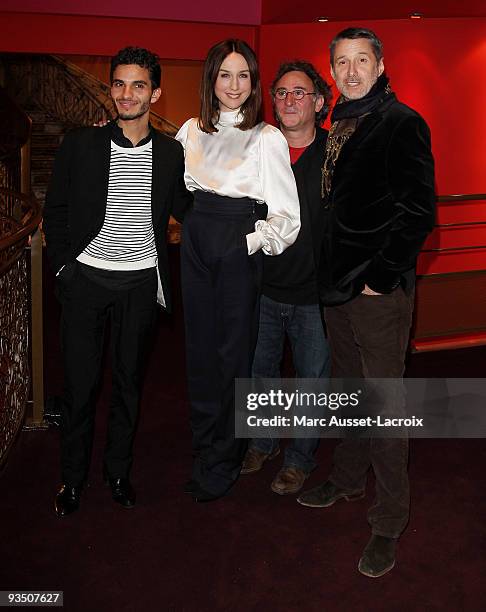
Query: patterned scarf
[{"left": 321, "top": 74, "right": 392, "bottom": 199}]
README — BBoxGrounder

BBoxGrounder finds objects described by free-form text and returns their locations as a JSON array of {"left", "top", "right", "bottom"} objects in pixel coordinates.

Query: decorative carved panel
[
  {"left": 0, "top": 254, "right": 29, "bottom": 465},
  {"left": 0, "top": 187, "right": 41, "bottom": 467}
]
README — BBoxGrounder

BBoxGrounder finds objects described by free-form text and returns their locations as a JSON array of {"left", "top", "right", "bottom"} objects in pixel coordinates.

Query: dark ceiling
[{"left": 261, "top": 0, "right": 486, "bottom": 24}]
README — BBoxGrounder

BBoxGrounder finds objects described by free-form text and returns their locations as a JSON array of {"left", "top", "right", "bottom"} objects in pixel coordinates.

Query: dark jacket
[
  {"left": 263, "top": 126, "right": 328, "bottom": 305},
  {"left": 319, "top": 93, "right": 436, "bottom": 306},
  {"left": 43, "top": 123, "right": 191, "bottom": 312}
]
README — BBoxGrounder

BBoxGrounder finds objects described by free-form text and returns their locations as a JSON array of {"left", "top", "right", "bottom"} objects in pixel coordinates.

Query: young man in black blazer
[
  {"left": 297, "top": 28, "right": 435, "bottom": 577},
  {"left": 44, "top": 46, "right": 190, "bottom": 517}
]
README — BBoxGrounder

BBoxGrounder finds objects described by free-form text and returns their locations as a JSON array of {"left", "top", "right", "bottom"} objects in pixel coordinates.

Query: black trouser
[
  {"left": 324, "top": 287, "right": 414, "bottom": 538},
  {"left": 181, "top": 191, "right": 263, "bottom": 496},
  {"left": 57, "top": 262, "right": 157, "bottom": 486}
]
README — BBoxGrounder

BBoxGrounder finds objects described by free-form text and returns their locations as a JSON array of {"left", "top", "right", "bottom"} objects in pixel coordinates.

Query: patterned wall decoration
[{"left": 0, "top": 253, "right": 29, "bottom": 467}]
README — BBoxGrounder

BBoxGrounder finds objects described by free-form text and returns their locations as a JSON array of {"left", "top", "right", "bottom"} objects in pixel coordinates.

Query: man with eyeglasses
[
  {"left": 241, "top": 61, "right": 332, "bottom": 495},
  {"left": 297, "top": 28, "right": 435, "bottom": 577}
]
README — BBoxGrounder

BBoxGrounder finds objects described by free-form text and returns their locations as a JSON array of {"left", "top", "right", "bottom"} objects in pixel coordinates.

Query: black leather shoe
[
  {"left": 191, "top": 484, "right": 222, "bottom": 503},
  {"left": 358, "top": 535, "right": 397, "bottom": 577},
  {"left": 184, "top": 479, "right": 197, "bottom": 494},
  {"left": 107, "top": 478, "right": 136, "bottom": 508},
  {"left": 55, "top": 484, "right": 82, "bottom": 517}
]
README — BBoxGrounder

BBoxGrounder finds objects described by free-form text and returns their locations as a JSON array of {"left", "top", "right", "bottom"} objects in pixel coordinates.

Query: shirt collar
[{"left": 110, "top": 121, "right": 154, "bottom": 148}]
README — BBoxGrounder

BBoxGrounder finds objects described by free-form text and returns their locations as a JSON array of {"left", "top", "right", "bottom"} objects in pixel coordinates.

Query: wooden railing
[
  {"left": 437, "top": 193, "right": 486, "bottom": 203},
  {"left": 0, "top": 82, "right": 44, "bottom": 467},
  {"left": 1, "top": 54, "right": 182, "bottom": 241},
  {"left": 0, "top": 84, "right": 31, "bottom": 193},
  {"left": 1, "top": 54, "right": 178, "bottom": 135},
  {"left": 47, "top": 57, "right": 182, "bottom": 241},
  {"left": 50, "top": 56, "right": 179, "bottom": 136},
  {"left": 0, "top": 189, "right": 40, "bottom": 273},
  {"left": 413, "top": 193, "right": 486, "bottom": 352}
]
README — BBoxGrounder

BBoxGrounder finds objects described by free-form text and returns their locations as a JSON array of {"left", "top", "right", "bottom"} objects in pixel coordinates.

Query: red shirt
[{"left": 289, "top": 145, "right": 308, "bottom": 165}]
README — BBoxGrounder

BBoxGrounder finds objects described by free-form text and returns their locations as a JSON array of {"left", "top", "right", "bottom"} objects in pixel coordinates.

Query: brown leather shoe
[
  {"left": 271, "top": 466, "right": 309, "bottom": 495},
  {"left": 240, "top": 446, "right": 280, "bottom": 474},
  {"left": 297, "top": 480, "right": 365, "bottom": 508}
]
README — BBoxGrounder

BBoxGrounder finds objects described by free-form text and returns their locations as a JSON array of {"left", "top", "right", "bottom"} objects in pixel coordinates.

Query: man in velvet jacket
[
  {"left": 297, "top": 28, "right": 435, "bottom": 577},
  {"left": 43, "top": 47, "right": 190, "bottom": 517}
]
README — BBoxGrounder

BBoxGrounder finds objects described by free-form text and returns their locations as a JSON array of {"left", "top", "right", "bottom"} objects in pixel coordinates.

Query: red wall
[
  {"left": 0, "top": 12, "right": 257, "bottom": 60},
  {"left": 2, "top": 12, "right": 485, "bottom": 275},
  {"left": 260, "top": 18, "right": 486, "bottom": 197},
  {"left": 0, "top": 12, "right": 486, "bottom": 194},
  {"left": 3, "top": 13, "right": 484, "bottom": 197},
  {"left": 261, "top": 0, "right": 486, "bottom": 24},
  {"left": 0, "top": 0, "right": 261, "bottom": 25}
]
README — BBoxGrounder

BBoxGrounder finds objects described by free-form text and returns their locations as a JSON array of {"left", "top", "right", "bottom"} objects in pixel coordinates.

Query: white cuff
[{"left": 246, "top": 231, "right": 266, "bottom": 255}]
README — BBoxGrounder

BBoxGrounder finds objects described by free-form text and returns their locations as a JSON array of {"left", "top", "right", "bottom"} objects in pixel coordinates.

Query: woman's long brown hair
[{"left": 198, "top": 38, "right": 262, "bottom": 134}]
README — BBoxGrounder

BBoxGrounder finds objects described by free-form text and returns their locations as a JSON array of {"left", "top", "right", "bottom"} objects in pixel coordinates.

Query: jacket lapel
[
  {"left": 93, "top": 124, "right": 112, "bottom": 207},
  {"left": 151, "top": 131, "right": 162, "bottom": 218},
  {"left": 335, "top": 111, "right": 383, "bottom": 168},
  {"left": 332, "top": 93, "right": 396, "bottom": 173}
]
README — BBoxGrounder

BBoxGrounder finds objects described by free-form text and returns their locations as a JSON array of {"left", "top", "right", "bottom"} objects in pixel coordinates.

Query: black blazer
[
  {"left": 43, "top": 123, "right": 191, "bottom": 312},
  {"left": 319, "top": 94, "right": 436, "bottom": 306}
]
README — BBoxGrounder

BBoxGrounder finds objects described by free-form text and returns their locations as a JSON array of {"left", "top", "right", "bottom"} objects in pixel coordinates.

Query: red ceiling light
[
  {"left": 317, "top": 17, "right": 329, "bottom": 22},
  {"left": 410, "top": 12, "right": 423, "bottom": 19}
]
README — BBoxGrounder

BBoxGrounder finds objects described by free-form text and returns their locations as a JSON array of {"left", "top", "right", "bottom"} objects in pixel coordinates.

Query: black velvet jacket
[
  {"left": 319, "top": 93, "right": 436, "bottom": 306},
  {"left": 43, "top": 123, "right": 191, "bottom": 312}
]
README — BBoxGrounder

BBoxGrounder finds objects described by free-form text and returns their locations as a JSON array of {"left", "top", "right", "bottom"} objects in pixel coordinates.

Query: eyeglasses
[{"left": 274, "top": 88, "right": 316, "bottom": 101}]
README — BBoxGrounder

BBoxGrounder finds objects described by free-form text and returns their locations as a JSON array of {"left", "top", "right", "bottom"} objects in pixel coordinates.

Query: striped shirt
[{"left": 77, "top": 140, "right": 156, "bottom": 270}]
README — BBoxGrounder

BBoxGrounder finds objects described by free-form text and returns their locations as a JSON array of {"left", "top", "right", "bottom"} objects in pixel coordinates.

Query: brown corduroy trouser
[{"left": 324, "top": 287, "right": 414, "bottom": 538}]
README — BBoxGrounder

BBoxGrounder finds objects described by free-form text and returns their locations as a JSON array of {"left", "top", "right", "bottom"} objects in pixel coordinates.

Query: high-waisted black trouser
[{"left": 181, "top": 191, "right": 263, "bottom": 496}]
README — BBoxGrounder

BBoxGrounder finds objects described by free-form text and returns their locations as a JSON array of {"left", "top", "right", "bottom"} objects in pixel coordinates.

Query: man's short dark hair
[
  {"left": 110, "top": 46, "right": 161, "bottom": 90},
  {"left": 330, "top": 28, "right": 383, "bottom": 66},
  {"left": 270, "top": 60, "right": 332, "bottom": 126}
]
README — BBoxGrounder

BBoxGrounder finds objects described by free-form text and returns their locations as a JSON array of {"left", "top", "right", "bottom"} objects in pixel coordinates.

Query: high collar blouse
[{"left": 175, "top": 110, "right": 300, "bottom": 256}]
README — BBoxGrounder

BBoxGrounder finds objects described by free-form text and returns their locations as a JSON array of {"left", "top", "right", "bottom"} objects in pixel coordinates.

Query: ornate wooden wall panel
[{"left": 0, "top": 254, "right": 29, "bottom": 465}]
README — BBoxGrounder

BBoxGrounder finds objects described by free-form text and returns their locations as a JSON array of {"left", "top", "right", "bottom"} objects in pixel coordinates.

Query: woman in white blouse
[{"left": 176, "top": 39, "right": 300, "bottom": 502}]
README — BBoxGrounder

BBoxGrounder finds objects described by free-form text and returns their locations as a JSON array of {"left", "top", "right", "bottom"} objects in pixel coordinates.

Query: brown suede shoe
[
  {"left": 271, "top": 466, "right": 309, "bottom": 495},
  {"left": 358, "top": 535, "right": 397, "bottom": 578},
  {"left": 240, "top": 447, "right": 280, "bottom": 474},
  {"left": 297, "top": 480, "right": 365, "bottom": 508}
]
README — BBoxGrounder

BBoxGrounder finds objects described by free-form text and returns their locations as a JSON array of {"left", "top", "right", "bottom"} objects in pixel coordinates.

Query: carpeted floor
[{"left": 1, "top": 246, "right": 486, "bottom": 611}]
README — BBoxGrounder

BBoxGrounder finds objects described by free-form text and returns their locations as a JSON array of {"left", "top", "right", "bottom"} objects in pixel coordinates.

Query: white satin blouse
[{"left": 175, "top": 110, "right": 300, "bottom": 255}]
